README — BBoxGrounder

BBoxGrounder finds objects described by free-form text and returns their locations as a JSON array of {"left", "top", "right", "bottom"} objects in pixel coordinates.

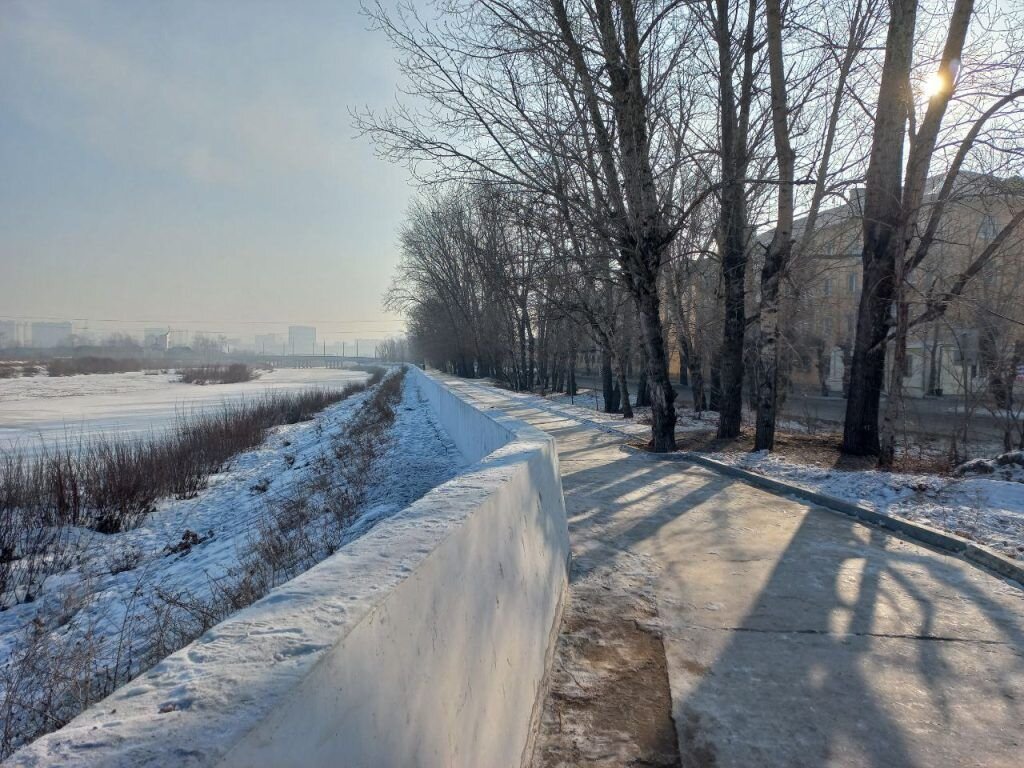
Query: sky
[{"left": 0, "top": 0, "right": 415, "bottom": 344}]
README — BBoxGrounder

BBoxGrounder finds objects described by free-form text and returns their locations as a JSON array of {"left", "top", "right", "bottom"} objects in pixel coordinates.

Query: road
[
  {"left": 445, "top": 377, "right": 1024, "bottom": 768},
  {"left": 574, "top": 373, "right": 1012, "bottom": 445}
]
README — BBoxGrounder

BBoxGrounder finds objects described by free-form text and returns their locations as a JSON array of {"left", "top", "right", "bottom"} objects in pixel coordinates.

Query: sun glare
[{"left": 923, "top": 71, "right": 947, "bottom": 99}]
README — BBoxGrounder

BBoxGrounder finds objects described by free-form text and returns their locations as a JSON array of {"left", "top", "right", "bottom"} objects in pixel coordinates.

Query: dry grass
[
  {"left": 177, "top": 363, "right": 256, "bottom": 385},
  {"left": 0, "top": 363, "right": 40, "bottom": 379},
  {"left": 0, "top": 367, "right": 403, "bottom": 759},
  {"left": 0, "top": 385, "right": 363, "bottom": 608},
  {"left": 669, "top": 426, "right": 953, "bottom": 474},
  {"left": 159, "top": 368, "right": 403, "bottom": 630},
  {"left": 46, "top": 357, "right": 144, "bottom": 377}
]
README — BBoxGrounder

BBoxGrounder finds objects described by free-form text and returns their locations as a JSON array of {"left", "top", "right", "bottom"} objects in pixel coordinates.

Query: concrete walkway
[{"left": 444, "top": 378, "right": 1024, "bottom": 768}]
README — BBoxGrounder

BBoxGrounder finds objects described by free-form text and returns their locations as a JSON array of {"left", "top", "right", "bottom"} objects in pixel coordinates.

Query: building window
[
  {"left": 823, "top": 278, "right": 833, "bottom": 297},
  {"left": 847, "top": 273, "right": 858, "bottom": 293},
  {"left": 822, "top": 317, "right": 833, "bottom": 336},
  {"left": 978, "top": 214, "right": 998, "bottom": 240},
  {"left": 845, "top": 314, "right": 855, "bottom": 335}
]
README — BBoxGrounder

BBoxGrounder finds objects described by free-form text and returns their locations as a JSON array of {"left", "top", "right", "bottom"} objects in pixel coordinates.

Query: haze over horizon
[{"left": 0, "top": 0, "right": 415, "bottom": 343}]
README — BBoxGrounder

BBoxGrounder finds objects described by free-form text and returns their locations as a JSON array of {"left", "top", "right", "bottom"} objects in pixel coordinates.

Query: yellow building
[{"left": 781, "top": 173, "right": 1024, "bottom": 399}]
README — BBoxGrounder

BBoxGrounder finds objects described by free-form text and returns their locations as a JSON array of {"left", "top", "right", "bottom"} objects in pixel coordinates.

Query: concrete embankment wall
[{"left": 11, "top": 367, "right": 570, "bottom": 768}]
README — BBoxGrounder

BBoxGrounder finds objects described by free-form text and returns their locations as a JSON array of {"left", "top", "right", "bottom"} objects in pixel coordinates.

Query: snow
[
  {"left": 1, "top": 373, "right": 466, "bottom": 757},
  {"left": 0, "top": 368, "right": 370, "bottom": 452},
  {"left": 542, "top": 389, "right": 719, "bottom": 436},
  {"left": 499, "top": 387, "right": 1024, "bottom": 561},
  {"left": 8, "top": 369, "right": 563, "bottom": 768}
]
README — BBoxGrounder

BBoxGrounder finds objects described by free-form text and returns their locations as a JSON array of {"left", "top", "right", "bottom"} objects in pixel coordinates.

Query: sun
[{"left": 922, "top": 71, "right": 947, "bottom": 99}]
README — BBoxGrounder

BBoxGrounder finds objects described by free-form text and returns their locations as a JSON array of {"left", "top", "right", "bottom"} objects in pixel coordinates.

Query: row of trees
[{"left": 362, "top": 0, "right": 1024, "bottom": 461}]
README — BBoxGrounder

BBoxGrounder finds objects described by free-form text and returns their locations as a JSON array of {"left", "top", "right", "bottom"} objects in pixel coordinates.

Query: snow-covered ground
[
  {"left": 0, "top": 373, "right": 465, "bottom": 756},
  {"left": 517, "top": 387, "right": 1024, "bottom": 561},
  {"left": 538, "top": 389, "right": 719, "bottom": 436},
  {"left": 0, "top": 368, "right": 369, "bottom": 452}
]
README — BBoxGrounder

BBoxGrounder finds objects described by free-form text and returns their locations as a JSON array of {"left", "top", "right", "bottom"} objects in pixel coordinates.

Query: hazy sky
[{"left": 0, "top": 0, "right": 415, "bottom": 342}]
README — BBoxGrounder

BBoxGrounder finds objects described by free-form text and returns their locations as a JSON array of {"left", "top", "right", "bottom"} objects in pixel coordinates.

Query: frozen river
[{"left": 0, "top": 368, "right": 371, "bottom": 453}]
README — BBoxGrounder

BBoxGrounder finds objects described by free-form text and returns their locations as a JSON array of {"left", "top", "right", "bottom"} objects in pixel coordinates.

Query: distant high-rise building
[
  {"left": 0, "top": 320, "right": 17, "bottom": 348},
  {"left": 288, "top": 326, "right": 316, "bottom": 355},
  {"left": 168, "top": 330, "right": 191, "bottom": 349},
  {"left": 31, "top": 321, "right": 73, "bottom": 348},
  {"left": 144, "top": 328, "right": 170, "bottom": 351},
  {"left": 255, "top": 333, "right": 285, "bottom": 354}
]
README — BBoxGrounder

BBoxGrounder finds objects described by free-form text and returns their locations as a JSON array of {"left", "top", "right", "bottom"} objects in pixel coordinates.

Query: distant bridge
[{"left": 254, "top": 354, "right": 379, "bottom": 370}]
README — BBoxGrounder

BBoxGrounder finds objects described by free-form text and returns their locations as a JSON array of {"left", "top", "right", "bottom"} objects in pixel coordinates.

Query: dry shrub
[
  {"left": 0, "top": 370, "right": 405, "bottom": 758},
  {"left": 177, "top": 363, "right": 255, "bottom": 385},
  {"left": 146, "top": 369, "right": 406, "bottom": 647},
  {"left": 0, "top": 575, "right": 138, "bottom": 759},
  {"left": 46, "top": 358, "right": 143, "bottom": 377},
  {"left": 0, "top": 386, "right": 362, "bottom": 610}
]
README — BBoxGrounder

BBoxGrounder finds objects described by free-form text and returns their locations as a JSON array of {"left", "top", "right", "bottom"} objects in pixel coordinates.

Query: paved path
[{"left": 445, "top": 377, "right": 1024, "bottom": 768}]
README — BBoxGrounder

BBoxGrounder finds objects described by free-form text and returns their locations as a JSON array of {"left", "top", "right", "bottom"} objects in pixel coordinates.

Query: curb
[{"left": 627, "top": 445, "right": 1024, "bottom": 588}]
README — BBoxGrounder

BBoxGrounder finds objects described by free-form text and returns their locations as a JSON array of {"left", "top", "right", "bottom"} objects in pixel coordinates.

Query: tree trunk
[
  {"left": 601, "top": 346, "right": 617, "bottom": 413},
  {"left": 843, "top": 259, "right": 897, "bottom": 454},
  {"left": 754, "top": 0, "right": 795, "bottom": 452},
  {"left": 677, "top": 329, "right": 705, "bottom": 412},
  {"left": 709, "top": 353, "right": 722, "bottom": 412},
  {"left": 717, "top": 245, "right": 747, "bottom": 438},
  {"left": 615, "top": 358, "right": 634, "bottom": 419},
  {"left": 635, "top": 343, "right": 652, "bottom": 407},
  {"left": 714, "top": 0, "right": 756, "bottom": 440},
  {"left": 636, "top": 281, "right": 676, "bottom": 449},
  {"left": 842, "top": 0, "right": 918, "bottom": 455},
  {"left": 688, "top": 350, "right": 707, "bottom": 413},
  {"left": 927, "top": 324, "right": 941, "bottom": 395},
  {"left": 879, "top": 294, "right": 910, "bottom": 467},
  {"left": 526, "top": 319, "right": 536, "bottom": 391},
  {"left": 844, "top": 0, "right": 972, "bottom": 455}
]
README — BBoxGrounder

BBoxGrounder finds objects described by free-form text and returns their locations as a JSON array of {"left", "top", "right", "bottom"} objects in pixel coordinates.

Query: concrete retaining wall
[{"left": 11, "top": 368, "right": 569, "bottom": 768}]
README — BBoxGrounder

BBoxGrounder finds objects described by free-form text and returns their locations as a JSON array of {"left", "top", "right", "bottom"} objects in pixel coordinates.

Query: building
[
  {"left": 168, "top": 330, "right": 191, "bottom": 349},
  {"left": 31, "top": 321, "right": 73, "bottom": 348},
  {"left": 144, "top": 328, "right": 170, "bottom": 351},
  {"left": 255, "top": 333, "right": 286, "bottom": 355},
  {"left": 0, "top": 320, "right": 17, "bottom": 348},
  {"left": 775, "top": 173, "right": 1024, "bottom": 399},
  {"left": 288, "top": 326, "right": 317, "bottom": 355}
]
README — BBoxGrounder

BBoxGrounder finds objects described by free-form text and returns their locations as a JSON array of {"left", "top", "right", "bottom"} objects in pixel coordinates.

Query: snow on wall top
[{"left": 8, "top": 368, "right": 560, "bottom": 768}]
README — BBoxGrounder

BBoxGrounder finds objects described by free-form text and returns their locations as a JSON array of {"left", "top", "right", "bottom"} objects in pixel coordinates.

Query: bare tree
[
  {"left": 358, "top": 0, "right": 716, "bottom": 450},
  {"left": 835, "top": 0, "right": 1024, "bottom": 462}
]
